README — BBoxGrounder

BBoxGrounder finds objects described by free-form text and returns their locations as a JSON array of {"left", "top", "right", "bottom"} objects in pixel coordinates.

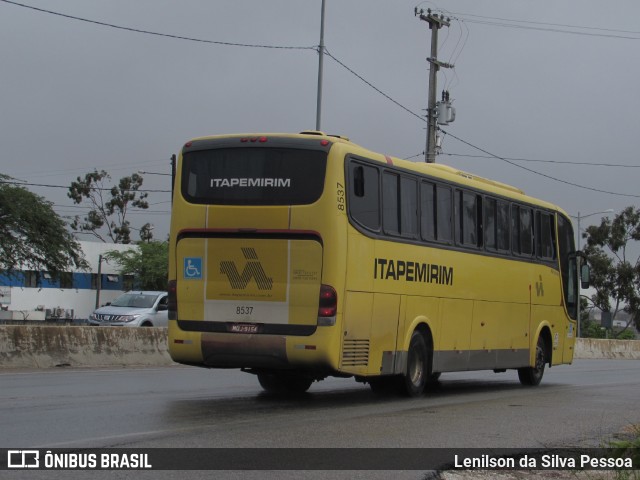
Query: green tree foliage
[
  {"left": 104, "top": 241, "right": 168, "bottom": 291},
  {"left": 0, "top": 175, "right": 88, "bottom": 276},
  {"left": 583, "top": 206, "right": 640, "bottom": 335},
  {"left": 68, "top": 170, "right": 152, "bottom": 244}
]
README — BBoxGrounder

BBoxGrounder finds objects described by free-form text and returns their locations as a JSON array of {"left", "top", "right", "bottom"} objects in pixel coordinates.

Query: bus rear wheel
[
  {"left": 257, "top": 372, "right": 313, "bottom": 394},
  {"left": 518, "top": 335, "right": 547, "bottom": 386},
  {"left": 401, "top": 330, "right": 429, "bottom": 397}
]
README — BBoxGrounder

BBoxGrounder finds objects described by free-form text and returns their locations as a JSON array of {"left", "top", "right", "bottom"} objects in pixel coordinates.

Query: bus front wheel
[
  {"left": 401, "top": 330, "right": 429, "bottom": 397},
  {"left": 518, "top": 335, "right": 547, "bottom": 386}
]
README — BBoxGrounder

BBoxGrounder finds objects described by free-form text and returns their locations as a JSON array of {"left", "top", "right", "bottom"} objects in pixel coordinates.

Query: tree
[
  {"left": 583, "top": 206, "right": 640, "bottom": 335},
  {"left": 0, "top": 175, "right": 88, "bottom": 276},
  {"left": 104, "top": 241, "right": 168, "bottom": 291},
  {"left": 68, "top": 170, "right": 152, "bottom": 244}
]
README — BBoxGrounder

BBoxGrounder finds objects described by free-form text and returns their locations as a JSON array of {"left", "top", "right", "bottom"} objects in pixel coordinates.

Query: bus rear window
[{"left": 182, "top": 147, "right": 327, "bottom": 205}]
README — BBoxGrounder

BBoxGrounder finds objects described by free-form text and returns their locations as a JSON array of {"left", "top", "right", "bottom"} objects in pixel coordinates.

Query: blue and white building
[{"left": 0, "top": 241, "right": 138, "bottom": 321}]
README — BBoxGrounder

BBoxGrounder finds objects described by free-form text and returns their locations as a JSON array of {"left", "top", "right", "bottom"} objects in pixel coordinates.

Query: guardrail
[{"left": 0, "top": 325, "right": 638, "bottom": 369}]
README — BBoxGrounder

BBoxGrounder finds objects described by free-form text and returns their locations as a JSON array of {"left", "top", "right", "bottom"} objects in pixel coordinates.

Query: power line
[
  {"left": 4, "top": 0, "right": 637, "bottom": 199},
  {"left": 8, "top": 160, "right": 172, "bottom": 180},
  {"left": 0, "top": 179, "right": 171, "bottom": 193},
  {"left": 452, "top": 15, "right": 640, "bottom": 40},
  {"left": 439, "top": 128, "right": 640, "bottom": 198},
  {"left": 450, "top": 11, "right": 640, "bottom": 36},
  {"left": 324, "top": 49, "right": 427, "bottom": 123},
  {"left": 319, "top": 32, "right": 640, "bottom": 197},
  {"left": 0, "top": 0, "right": 317, "bottom": 50},
  {"left": 51, "top": 203, "right": 170, "bottom": 213},
  {"left": 441, "top": 152, "right": 640, "bottom": 168}
]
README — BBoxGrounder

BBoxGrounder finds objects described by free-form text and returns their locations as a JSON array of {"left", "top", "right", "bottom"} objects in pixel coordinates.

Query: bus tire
[
  {"left": 518, "top": 335, "right": 547, "bottom": 386},
  {"left": 401, "top": 330, "right": 429, "bottom": 397},
  {"left": 257, "top": 372, "right": 313, "bottom": 394}
]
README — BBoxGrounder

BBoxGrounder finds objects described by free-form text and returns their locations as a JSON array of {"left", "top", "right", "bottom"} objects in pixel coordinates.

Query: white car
[{"left": 88, "top": 291, "right": 168, "bottom": 327}]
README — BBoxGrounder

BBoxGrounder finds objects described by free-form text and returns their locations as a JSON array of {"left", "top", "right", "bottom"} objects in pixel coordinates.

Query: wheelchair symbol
[{"left": 184, "top": 257, "right": 202, "bottom": 280}]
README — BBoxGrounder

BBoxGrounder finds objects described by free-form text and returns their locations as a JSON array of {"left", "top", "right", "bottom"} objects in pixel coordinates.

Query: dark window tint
[
  {"left": 421, "top": 182, "right": 452, "bottom": 243},
  {"left": 537, "top": 211, "right": 556, "bottom": 260},
  {"left": 436, "top": 185, "right": 453, "bottom": 242},
  {"left": 496, "top": 201, "right": 510, "bottom": 252},
  {"left": 382, "top": 172, "right": 400, "bottom": 235},
  {"left": 511, "top": 205, "right": 519, "bottom": 253},
  {"left": 557, "top": 215, "right": 577, "bottom": 319},
  {"left": 484, "top": 197, "right": 497, "bottom": 250},
  {"left": 512, "top": 205, "right": 533, "bottom": 256},
  {"left": 519, "top": 207, "right": 534, "bottom": 256},
  {"left": 485, "top": 198, "right": 510, "bottom": 252},
  {"left": 457, "top": 190, "right": 481, "bottom": 247},
  {"left": 400, "top": 177, "right": 418, "bottom": 238},
  {"left": 420, "top": 182, "right": 436, "bottom": 241},
  {"left": 182, "top": 147, "right": 327, "bottom": 205},
  {"left": 349, "top": 163, "right": 380, "bottom": 230}
]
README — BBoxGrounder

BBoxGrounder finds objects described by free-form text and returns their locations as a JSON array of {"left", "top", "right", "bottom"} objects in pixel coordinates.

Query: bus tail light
[
  {"left": 317, "top": 284, "right": 337, "bottom": 326},
  {"left": 168, "top": 280, "right": 177, "bottom": 320}
]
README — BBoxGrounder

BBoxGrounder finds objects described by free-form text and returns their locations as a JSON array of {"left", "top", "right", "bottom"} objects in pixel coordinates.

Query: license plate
[{"left": 230, "top": 323, "right": 259, "bottom": 334}]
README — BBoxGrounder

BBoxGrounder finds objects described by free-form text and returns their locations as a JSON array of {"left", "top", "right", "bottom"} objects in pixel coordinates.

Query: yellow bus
[{"left": 168, "top": 131, "right": 587, "bottom": 396}]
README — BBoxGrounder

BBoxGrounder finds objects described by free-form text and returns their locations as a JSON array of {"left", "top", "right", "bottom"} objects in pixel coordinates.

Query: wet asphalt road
[{"left": 1, "top": 359, "right": 639, "bottom": 480}]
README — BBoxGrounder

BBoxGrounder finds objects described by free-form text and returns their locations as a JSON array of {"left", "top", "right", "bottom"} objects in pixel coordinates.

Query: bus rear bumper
[
  {"left": 169, "top": 322, "right": 339, "bottom": 372},
  {"left": 201, "top": 332, "right": 289, "bottom": 369}
]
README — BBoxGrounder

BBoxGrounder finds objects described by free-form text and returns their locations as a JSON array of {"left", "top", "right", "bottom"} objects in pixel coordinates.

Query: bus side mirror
[{"left": 580, "top": 264, "right": 590, "bottom": 289}]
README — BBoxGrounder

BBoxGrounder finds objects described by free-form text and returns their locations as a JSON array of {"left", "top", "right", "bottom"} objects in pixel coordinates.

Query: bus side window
[
  {"left": 421, "top": 182, "right": 452, "bottom": 244},
  {"left": 557, "top": 215, "right": 578, "bottom": 319},
  {"left": 354, "top": 166, "right": 365, "bottom": 197},
  {"left": 536, "top": 211, "right": 556, "bottom": 260},
  {"left": 512, "top": 204, "right": 534, "bottom": 257},
  {"left": 512, "top": 204, "right": 520, "bottom": 254},
  {"left": 349, "top": 162, "right": 380, "bottom": 231},
  {"left": 420, "top": 182, "right": 436, "bottom": 241},
  {"left": 400, "top": 177, "right": 418, "bottom": 239},
  {"left": 496, "top": 200, "right": 510, "bottom": 252},
  {"left": 382, "top": 172, "right": 400, "bottom": 236},
  {"left": 457, "top": 190, "right": 482, "bottom": 248},
  {"left": 484, "top": 197, "right": 497, "bottom": 251},
  {"left": 437, "top": 185, "right": 453, "bottom": 243},
  {"left": 520, "top": 207, "right": 534, "bottom": 256}
]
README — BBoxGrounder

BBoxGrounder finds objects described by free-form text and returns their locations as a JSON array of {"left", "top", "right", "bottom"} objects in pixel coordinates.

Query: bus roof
[{"left": 183, "top": 131, "right": 568, "bottom": 217}]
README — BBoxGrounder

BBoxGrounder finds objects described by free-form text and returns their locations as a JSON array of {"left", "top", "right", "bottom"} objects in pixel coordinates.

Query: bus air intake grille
[{"left": 341, "top": 339, "right": 370, "bottom": 367}]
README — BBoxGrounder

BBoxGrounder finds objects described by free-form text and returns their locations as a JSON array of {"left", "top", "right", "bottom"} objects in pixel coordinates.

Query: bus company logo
[
  {"left": 210, "top": 178, "right": 291, "bottom": 188},
  {"left": 220, "top": 248, "right": 273, "bottom": 290},
  {"left": 8, "top": 450, "right": 39, "bottom": 469}
]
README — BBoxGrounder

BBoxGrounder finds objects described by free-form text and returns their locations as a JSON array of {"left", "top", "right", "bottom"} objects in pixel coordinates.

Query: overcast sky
[{"left": 1, "top": 0, "right": 639, "bottom": 245}]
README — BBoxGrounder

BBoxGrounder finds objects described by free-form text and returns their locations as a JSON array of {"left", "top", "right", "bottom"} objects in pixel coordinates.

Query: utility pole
[
  {"left": 316, "top": 0, "right": 326, "bottom": 131},
  {"left": 416, "top": 9, "right": 452, "bottom": 163},
  {"left": 95, "top": 254, "right": 103, "bottom": 309}
]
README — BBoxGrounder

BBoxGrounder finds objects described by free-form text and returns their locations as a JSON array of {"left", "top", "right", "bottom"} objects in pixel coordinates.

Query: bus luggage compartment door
[{"left": 176, "top": 234, "right": 323, "bottom": 334}]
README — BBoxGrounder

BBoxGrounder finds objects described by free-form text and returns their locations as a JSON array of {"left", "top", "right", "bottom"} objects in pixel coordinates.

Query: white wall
[{"left": 1, "top": 241, "right": 139, "bottom": 320}]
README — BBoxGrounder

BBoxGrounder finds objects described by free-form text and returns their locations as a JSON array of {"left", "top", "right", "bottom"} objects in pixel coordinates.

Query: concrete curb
[
  {"left": 0, "top": 326, "right": 638, "bottom": 369},
  {"left": 0, "top": 325, "right": 174, "bottom": 368},
  {"left": 573, "top": 337, "right": 640, "bottom": 360}
]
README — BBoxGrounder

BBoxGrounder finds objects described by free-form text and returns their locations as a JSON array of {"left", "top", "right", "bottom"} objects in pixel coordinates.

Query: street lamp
[
  {"left": 569, "top": 209, "right": 614, "bottom": 337},
  {"left": 572, "top": 209, "right": 614, "bottom": 252}
]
